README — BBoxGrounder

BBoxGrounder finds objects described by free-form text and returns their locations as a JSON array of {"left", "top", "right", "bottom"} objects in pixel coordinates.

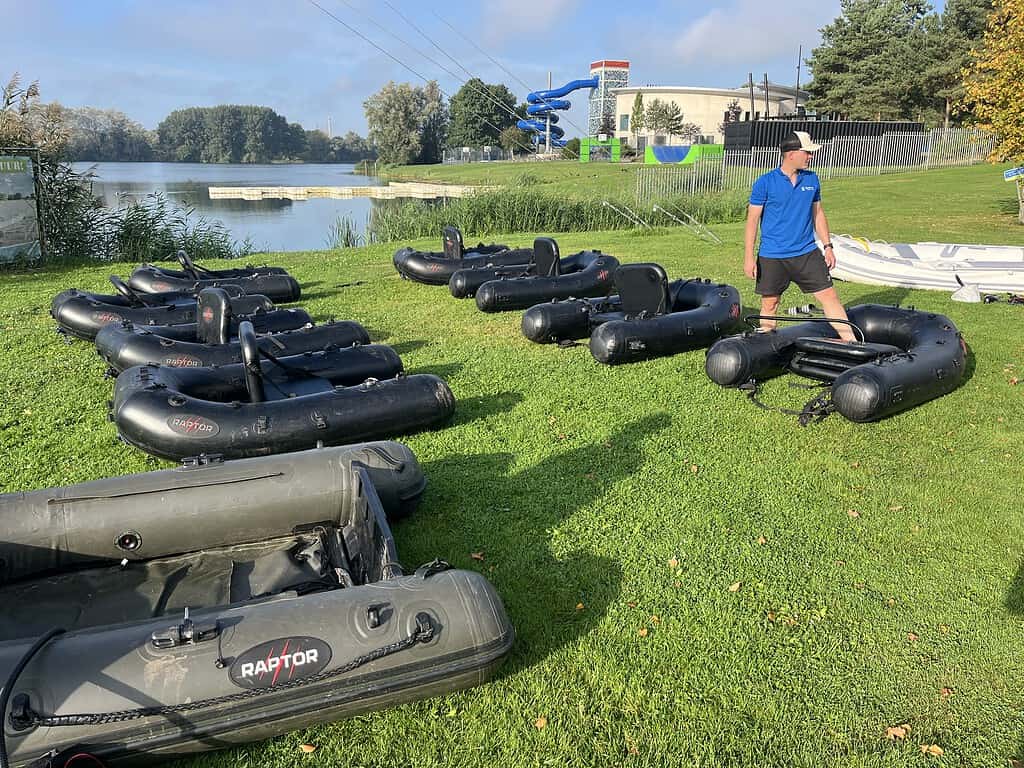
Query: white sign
[
  {"left": 0, "top": 154, "right": 41, "bottom": 263},
  {"left": 1004, "top": 166, "right": 1024, "bottom": 182}
]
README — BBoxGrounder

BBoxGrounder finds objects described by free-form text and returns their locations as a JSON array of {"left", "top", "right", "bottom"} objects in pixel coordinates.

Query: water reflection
[{"left": 72, "top": 162, "right": 387, "bottom": 253}]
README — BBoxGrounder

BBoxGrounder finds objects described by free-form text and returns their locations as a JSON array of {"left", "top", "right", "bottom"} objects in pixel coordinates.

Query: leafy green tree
[
  {"left": 962, "top": 0, "right": 1024, "bottom": 163},
  {"left": 364, "top": 81, "right": 427, "bottom": 165},
  {"left": 806, "top": 0, "right": 932, "bottom": 120},
  {"left": 718, "top": 98, "right": 742, "bottom": 136},
  {"left": 920, "top": 0, "right": 994, "bottom": 126},
  {"left": 561, "top": 137, "right": 581, "bottom": 159},
  {"left": 157, "top": 108, "right": 207, "bottom": 162},
  {"left": 303, "top": 129, "right": 332, "bottom": 161},
  {"left": 417, "top": 81, "right": 448, "bottom": 164},
  {"left": 630, "top": 92, "right": 645, "bottom": 146},
  {"left": 331, "top": 131, "right": 375, "bottom": 162},
  {"left": 447, "top": 78, "right": 516, "bottom": 148},
  {"left": 63, "top": 107, "right": 155, "bottom": 161},
  {"left": 499, "top": 124, "right": 532, "bottom": 155}
]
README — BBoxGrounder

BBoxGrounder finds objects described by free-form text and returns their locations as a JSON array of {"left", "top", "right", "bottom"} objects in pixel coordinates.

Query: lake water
[{"left": 71, "top": 162, "right": 385, "bottom": 253}]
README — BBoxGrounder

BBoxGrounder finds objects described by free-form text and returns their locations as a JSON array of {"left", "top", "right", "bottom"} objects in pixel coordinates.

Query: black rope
[
  {"left": 1, "top": 628, "right": 65, "bottom": 768},
  {"left": 739, "top": 380, "right": 836, "bottom": 427},
  {"left": 18, "top": 617, "right": 434, "bottom": 729}
]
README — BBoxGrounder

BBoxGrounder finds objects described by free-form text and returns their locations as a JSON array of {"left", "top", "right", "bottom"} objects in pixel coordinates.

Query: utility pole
[
  {"left": 327, "top": 116, "right": 332, "bottom": 139},
  {"left": 764, "top": 73, "right": 770, "bottom": 118},
  {"left": 795, "top": 45, "right": 803, "bottom": 116}
]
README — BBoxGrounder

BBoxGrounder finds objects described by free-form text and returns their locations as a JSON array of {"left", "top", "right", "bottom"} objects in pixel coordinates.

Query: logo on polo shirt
[{"left": 800, "top": 185, "right": 815, "bottom": 192}]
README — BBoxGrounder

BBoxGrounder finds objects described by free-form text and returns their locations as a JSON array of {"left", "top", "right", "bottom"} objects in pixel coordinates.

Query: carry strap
[{"left": 738, "top": 379, "right": 836, "bottom": 427}]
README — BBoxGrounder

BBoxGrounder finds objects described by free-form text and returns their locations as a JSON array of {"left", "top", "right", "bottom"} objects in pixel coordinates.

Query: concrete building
[{"left": 612, "top": 83, "right": 808, "bottom": 147}]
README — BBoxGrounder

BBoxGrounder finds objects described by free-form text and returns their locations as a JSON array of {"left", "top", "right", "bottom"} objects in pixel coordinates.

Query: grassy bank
[{"left": 3, "top": 165, "right": 1024, "bottom": 767}]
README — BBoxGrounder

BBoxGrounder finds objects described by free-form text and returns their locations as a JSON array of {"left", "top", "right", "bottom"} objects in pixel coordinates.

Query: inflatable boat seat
[
  {"left": 531, "top": 237, "right": 561, "bottom": 277},
  {"left": 615, "top": 263, "right": 670, "bottom": 317},
  {"left": 794, "top": 337, "right": 904, "bottom": 362},
  {"left": 0, "top": 531, "right": 338, "bottom": 640},
  {"left": 443, "top": 225, "right": 464, "bottom": 259},
  {"left": 790, "top": 337, "right": 906, "bottom": 381},
  {"left": 197, "top": 287, "right": 233, "bottom": 345}
]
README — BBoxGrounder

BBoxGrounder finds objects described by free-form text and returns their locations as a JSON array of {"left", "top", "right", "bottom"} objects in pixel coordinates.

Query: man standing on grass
[{"left": 744, "top": 131, "right": 854, "bottom": 341}]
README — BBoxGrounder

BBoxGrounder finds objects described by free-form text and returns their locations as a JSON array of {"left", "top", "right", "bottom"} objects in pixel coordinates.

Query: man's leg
[
  {"left": 812, "top": 286, "right": 855, "bottom": 341},
  {"left": 759, "top": 295, "right": 781, "bottom": 330}
]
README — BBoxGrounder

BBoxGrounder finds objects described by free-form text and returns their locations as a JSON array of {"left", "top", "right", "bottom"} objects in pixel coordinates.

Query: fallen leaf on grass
[
  {"left": 885, "top": 724, "right": 910, "bottom": 740},
  {"left": 889, "top": 505, "right": 904, "bottom": 511},
  {"left": 668, "top": 557, "right": 679, "bottom": 569},
  {"left": 470, "top": 552, "right": 485, "bottom": 561},
  {"left": 1011, "top": 377, "right": 1019, "bottom": 386},
  {"left": 534, "top": 716, "right": 547, "bottom": 730},
  {"left": 650, "top": 615, "right": 660, "bottom": 625},
  {"left": 940, "top": 687, "right": 954, "bottom": 698},
  {"left": 299, "top": 744, "right": 317, "bottom": 754},
  {"left": 757, "top": 535, "right": 767, "bottom": 545},
  {"left": 728, "top": 581, "right": 742, "bottom": 592},
  {"left": 939, "top": 625, "right": 949, "bottom": 634},
  {"left": 907, "top": 632, "right": 919, "bottom": 642},
  {"left": 637, "top": 627, "right": 649, "bottom": 637},
  {"left": 850, "top": 461, "right": 860, "bottom": 468},
  {"left": 575, "top": 602, "right": 585, "bottom": 611},
  {"left": 920, "top": 744, "right": 944, "bottom": 757},
  {"left": 1009, "top": 759, "right": 1022, "bottom": 768},
  {"left": 766, "top": 611, "right": 776, "bottom": 623},
  {"left": 847, "top": 509, "right": 861, "bottom": 518},
  {"left": 886, "top": 597, "right": 896, "bottom": 607},
  {"left": 689, "top": 464, "right": 699, "bottom": 474}
]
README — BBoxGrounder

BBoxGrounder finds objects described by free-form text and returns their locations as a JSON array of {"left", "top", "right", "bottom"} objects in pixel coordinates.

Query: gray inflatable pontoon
[{"left": 0, "top": 443, "right": 513, "bottom": 767}]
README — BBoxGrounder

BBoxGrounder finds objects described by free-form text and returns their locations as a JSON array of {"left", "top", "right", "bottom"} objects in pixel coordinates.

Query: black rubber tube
[{"left": 0, "top": 627, "right": 65, "bottom": 768}]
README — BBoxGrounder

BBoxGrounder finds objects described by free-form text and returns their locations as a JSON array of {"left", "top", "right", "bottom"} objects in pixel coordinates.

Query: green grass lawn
[{"left": 3, "top": 166, "right": 1024, "bottom": 767}]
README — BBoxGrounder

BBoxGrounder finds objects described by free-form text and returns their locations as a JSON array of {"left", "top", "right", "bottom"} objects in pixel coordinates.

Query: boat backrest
[
  {"left": 615, "top": 263, "right": 671, "bottom": 317},
  {"left": 238, "top": 321, "right": 266, "bottom": 403},
  {"left": 442, "top": 226, "right": 464, "bottom": 259},
  {"left": 531, "top": 237, "right": 561, "bottom": 277},
  {"left": 197, "top": 287, "right": 232, "bottom": 345}
]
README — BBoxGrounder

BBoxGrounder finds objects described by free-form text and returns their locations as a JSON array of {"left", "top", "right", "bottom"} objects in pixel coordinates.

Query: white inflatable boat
[{"left": 829, "top": 235, "right": 1024, "bottom": 293}]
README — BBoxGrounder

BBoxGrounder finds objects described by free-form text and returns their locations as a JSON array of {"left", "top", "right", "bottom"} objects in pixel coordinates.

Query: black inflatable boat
[
  {"left": 95, "top": 287, "right": 361, "bottom": 372},
  {"left": 0, "top": 442, "right": 513, "bottom": 767},
  {"left": 522, "top": 265, "right": 741, "bottom": 364},
  {"left": 111, "top": 321, "right": 454, "bottom": 460},
  {"left": 704, "top": 304, "right": 966, "bottom": 422},
  {"left": 128, "top": 249, "right": 290, "bottom": 293},
  {"left": 393, "top": 226, "right": 533, "bottom": 285},
  {"left": 127, "top": 250, "right": 301, "bottom": 303},
  {"left": 51, "top": 277, "right": 281, "bottom": 341},
  {"left": 458, "top": 238, "right": 619, "bottom": 313}
]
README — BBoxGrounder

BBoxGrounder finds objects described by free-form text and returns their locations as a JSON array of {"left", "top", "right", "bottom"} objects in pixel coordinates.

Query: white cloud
[
  {"left": 479, "top": 0, "right": 581, "bottom": 47},
  {"left": 672, "top": 0, "right": 839, "bottom": 66}
]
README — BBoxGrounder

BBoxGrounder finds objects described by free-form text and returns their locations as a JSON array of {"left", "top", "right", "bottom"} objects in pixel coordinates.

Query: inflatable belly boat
[
  {"left": 51, "top": 277, "right": 279, "bottom": 341},
  {"left": 704, "top": 304, "right": 966, "bottom": 422},
  {"left": 0, "top": 442, "right": 513, "bottom": 767},
  {"left": 126, "top": 251, "right": 301, "bottom": 302},
  {"left": 95, "top": 287, "right": 359, "bottom": 373},
  {"left": 522, "top": 264, "right": 741, "bottom": 364},
  {"left": 459, "top": 238, "right": 619, "bottom": 313},
  {"left": 393, "top": 225, "right": 533, "bottom": 285},
  {"left": 111, "top": 321, "right": 454, "bottom": 460},
  {"left": 128, "top": 249, "right": 290, "bottom": 292}
]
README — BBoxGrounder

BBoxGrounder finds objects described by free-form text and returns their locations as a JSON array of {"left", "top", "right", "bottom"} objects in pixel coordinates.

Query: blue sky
[{"left": 4, "top": 0, "right": 946, "bottom": 138}]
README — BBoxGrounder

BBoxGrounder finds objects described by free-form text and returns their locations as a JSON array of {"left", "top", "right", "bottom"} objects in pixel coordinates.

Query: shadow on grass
[
  {"left": 449, "top": 391, "right": 523, "bottom": 425},
  {"left": 407, "top": 362, "right": 463, "bottom": 382},
  {"left": 390, "top": 340, "right": 428, "bottom": 356},
  {"left": 418, "top": 413, "right": 671, "bottom": 674},
  {"left": 845, "top": 286, "right": 913, "bottom": 307}
]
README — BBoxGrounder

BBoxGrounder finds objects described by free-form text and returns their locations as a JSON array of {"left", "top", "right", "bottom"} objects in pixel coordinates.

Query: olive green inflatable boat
[{"left": 0, "top": 443, "right": 513, "bottom": 767}]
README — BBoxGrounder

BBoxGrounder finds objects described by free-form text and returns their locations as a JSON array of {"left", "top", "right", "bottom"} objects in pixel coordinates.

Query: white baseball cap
[{"left": 780, "top": 131, "right": 822, "bottom": 153}]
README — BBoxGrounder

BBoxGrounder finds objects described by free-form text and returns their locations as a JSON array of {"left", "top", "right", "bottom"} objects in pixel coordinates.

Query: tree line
[{"left": 63, "top": 105, "right": 375, "bottom": 163}]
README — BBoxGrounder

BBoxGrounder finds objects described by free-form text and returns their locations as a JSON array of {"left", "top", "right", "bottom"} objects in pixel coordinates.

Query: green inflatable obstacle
[{"left": 644, "top": 144, "right": 723, "bottom": 164}]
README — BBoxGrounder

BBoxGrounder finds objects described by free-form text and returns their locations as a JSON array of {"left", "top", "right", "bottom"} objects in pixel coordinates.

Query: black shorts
[{"left": 755, "top": 248, "right": 833, "bottom": 296}]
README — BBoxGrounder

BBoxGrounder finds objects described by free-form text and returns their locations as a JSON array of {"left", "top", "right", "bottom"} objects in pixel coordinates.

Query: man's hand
[
  {"left": 823, "top": 247, "right": 836, "bottom": 270},
  {"left": 744, "top": 256, "right": 757, "bottom": 280}
]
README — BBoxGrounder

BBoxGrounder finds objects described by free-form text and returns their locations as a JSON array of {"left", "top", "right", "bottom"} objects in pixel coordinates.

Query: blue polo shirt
[{"left": 750, "top": 168, "right": 821, "bottom": 258}]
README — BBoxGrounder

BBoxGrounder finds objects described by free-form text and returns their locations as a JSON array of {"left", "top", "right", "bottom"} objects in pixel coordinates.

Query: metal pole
[
  {"left": 795, "top": 45, "right": 802, "bottom": 95},
  {"left": 764, "top": 73, "right": 770, "bottom": 118},
  {"left": 748, "top": 73, "right": 755, "bottom": 120}
]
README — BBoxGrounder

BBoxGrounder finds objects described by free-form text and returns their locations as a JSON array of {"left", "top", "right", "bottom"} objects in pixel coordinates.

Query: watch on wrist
[{"left": 823, "top": 243, "right": 834, "bottom": 250}]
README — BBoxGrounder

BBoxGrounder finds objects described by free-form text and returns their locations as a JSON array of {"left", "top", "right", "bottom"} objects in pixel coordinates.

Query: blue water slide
[{"left": 519, "top": 76, "right": 599, "bottom": 148}]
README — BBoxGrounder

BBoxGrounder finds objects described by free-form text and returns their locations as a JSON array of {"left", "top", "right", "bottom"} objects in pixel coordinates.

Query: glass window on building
[{"left": 619, "top": 114, "right": 629, "bottom": 131}]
